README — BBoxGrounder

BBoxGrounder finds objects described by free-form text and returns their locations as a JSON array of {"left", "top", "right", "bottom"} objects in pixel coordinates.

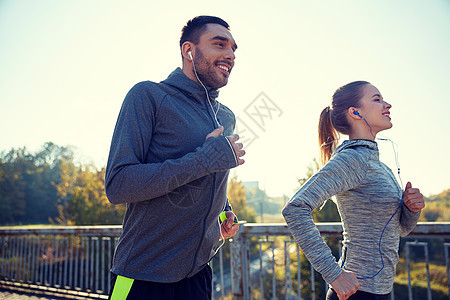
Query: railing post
[
  {"left": 406, "top": 241, "right": 432, "bottom": 300},
  {"left": 231, "top": 221, "right": 249, "bottom": 300},
  {"left": 406, "top": 242, "right": 413, "bottom": 300},
  {"left": 310, "top": 263, "right": 316, "bottom": 300},
  {"left": 445, "top": 243, "right": 450, "bottom": 300}
]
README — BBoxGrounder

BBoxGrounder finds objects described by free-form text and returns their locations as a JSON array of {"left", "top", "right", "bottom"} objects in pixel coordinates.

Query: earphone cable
[
  {"left": 191, "top": 59, "right": 221, "bottom": 127},
  {"left": 342, "top": 118, "right": 404, "bottom": 279}
]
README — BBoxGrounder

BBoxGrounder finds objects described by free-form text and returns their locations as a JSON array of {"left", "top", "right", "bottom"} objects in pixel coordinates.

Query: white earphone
[{"left": 188, "top": 49, "right": 224, "bottom": 130}]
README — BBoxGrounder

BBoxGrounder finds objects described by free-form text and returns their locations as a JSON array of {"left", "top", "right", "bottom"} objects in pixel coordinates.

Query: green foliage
[
  {"left": 54, "top": 160, "right": 125, "bottom": 225},
  {"left": 394, "top": 258, "right": 449, "bottom": 299},
  {"left": 421, "top": 189, "right": 450, "bottom": 222},
  {"left": 0, "top": 142, "right": 125, "bottom": 226},
  {"left": 429, "top": 189, "right": 450, "bottom": 202},
  {"left": 0, "top": 142, "right": 71, "bottom": 225}
]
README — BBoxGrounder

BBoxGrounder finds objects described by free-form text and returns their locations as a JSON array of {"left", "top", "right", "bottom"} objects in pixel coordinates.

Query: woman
[{"left": 282, "top": 81, "right": 425, "bottom": 300}]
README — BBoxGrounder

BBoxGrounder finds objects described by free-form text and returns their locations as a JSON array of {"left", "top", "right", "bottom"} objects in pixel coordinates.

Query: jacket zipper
[{"left": 186, "top": 98, "right": 220, "bottom": 277}]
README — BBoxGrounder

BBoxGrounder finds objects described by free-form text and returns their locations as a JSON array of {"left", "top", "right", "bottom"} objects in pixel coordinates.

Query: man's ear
[{"left": 181, "top": 42, "right": 194, "bottom": 61}]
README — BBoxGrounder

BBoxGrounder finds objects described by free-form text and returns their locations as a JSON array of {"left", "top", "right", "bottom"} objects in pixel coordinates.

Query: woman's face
[{"left": 356, "top": 84, "right": 392, "bottom": 135}]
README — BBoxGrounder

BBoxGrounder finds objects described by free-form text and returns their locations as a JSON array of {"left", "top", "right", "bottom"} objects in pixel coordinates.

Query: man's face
[{"left": 192, "top": 23, "right": 237, "bottom": 89}]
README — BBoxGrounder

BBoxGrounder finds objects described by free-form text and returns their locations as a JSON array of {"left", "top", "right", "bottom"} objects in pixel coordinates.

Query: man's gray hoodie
[
  {"left": 105, "top": 68, "right": 238, "bottom": 283},
  {"left": 282, "top": 139, "right": 420, "bottom": 294}
]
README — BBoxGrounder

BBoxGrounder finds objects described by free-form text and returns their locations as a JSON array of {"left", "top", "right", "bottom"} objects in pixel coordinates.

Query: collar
[
  {"left": 334, "top": 139, "right": 379, "bottom": 157},
  {"left": 161, "top": 68, "right": 220, "bottom": 105}
]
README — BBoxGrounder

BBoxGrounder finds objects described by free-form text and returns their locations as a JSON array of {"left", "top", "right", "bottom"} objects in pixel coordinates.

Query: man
[{"left": 105, "top": 16, "right": 245, "bottom": 300}]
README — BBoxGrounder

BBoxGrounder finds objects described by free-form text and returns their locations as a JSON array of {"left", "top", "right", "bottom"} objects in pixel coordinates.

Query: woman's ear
[{"left": 348, "top": 107, "right": 361, "bottom": 120}]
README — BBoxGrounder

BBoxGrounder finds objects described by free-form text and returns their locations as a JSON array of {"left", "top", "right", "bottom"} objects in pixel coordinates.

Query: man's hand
[
  {"left": 220, "top": 211, "right": 239, "bottom": 239},
  {"left": 206, "top": 126, "right": 245, "bottom": 165},
  {"left": 403, "top": 182, "right": 425, "bottom": 213},
  {"left": 227, "top": 133, "right": 245, "bottom": 165},
  {"left": 206, "top": 126, "right": 224, "bottom": 140},
  {"left": 330, "top": 270, "right": 359, "bottom": 300}
]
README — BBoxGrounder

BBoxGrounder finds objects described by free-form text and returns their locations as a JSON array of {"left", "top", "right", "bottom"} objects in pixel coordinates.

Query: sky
[{"left": 1, "top": 0, "right": 449, "bottom": 199}]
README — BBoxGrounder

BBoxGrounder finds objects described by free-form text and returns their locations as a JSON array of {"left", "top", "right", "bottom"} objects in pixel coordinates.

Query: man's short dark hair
[{"left": 179, "top": 16, "right": 230, "bottom": 48}]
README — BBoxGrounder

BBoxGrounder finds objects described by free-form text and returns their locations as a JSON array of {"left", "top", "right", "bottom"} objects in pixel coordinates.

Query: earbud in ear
[
  {"left": 188, "top": 51, "right": 193, "bottom": 60},
  {"left": 353, "top": 111, "right": 361, "bottom": 117}
]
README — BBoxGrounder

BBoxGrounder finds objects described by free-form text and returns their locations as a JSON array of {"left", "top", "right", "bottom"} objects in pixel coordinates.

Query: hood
[
  {"left": 161, "top": 68, "right": 219, "bottom": 105},
  {"left": 333, "top": 139, "right": 379, "bottom": 158}
]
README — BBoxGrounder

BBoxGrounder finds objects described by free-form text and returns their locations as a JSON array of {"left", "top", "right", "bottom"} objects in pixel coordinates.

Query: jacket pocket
[{"left": 164, "top": 176, "right": 210, "bottom": 208}]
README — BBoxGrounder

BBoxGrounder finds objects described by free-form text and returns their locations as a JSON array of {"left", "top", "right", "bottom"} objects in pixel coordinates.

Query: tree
[
  {"left": 0, "top": 145, "right": 63, "bottom": 225},
  {"left": 420, "top": 189, "right": 450, "bottom": 222},
  {"left": 54, "top": 160, "right": 125, "bottom": 225},
  {"left": 0, "top": 154, "right": 26, "bottom": 224},
  {"left": 0, "top": 142, "right": 125, "bottom": 226}
]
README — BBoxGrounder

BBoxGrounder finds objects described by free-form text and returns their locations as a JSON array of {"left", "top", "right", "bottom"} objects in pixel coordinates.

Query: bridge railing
[
  {"left": 0, "top": 223, "right": 449, "bottom": 300},
  {"left": 0, "top": 226, "right": 121, "bottom": 299},
  {"left": 229, "top": 222, "right": 450, "bottom": 300}
]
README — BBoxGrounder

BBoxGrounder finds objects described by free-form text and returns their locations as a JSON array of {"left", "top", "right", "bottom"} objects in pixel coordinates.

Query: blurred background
[{"left": 1, "top": 0, "right": 449, "bottom": 200}]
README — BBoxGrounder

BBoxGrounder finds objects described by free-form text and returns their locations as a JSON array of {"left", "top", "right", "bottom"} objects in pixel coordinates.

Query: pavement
[
  {"left": 0, "top": 290, "right": 63, "bottom": 300},
  {"left": 0, "top": 287, "right": 107, "bottom": 300}
]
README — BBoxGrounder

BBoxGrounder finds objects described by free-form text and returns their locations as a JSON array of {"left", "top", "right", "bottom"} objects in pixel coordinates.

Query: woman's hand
[
  {"left": 330, "top": 270, "right": 359, "bottom": 300},
  {"left": 403, "top": 182, "right": 425, "bottom": 213}
]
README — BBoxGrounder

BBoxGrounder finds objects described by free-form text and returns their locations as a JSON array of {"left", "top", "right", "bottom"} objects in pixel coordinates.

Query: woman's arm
[{"left": 282, "top": 150, "right": 368, "bottom": 284}]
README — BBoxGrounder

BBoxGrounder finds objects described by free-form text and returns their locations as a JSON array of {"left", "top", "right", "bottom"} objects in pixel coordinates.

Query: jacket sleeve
[
  {"left": 282, "top": 150, "right": 368, "bottom": 284},
  {"left": 223, "top": 199, "right": 233, "bottom": 212},
  {"left": 399, "top": 204, "right": 421, "bottom": 237},
  {"left": 105, "top": 83, "right": 238, "bottom": 204}
]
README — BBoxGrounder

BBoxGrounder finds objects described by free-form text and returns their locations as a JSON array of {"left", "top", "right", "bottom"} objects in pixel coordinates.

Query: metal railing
[
  {"left": 0, "top": 223, "right": 449, "bottom": 300},
  {"left": 229, "top": 222, "right": 450, "bottom": 300},
  {"left": 0, "top": 226, "right": 121, "bottom": 299}
]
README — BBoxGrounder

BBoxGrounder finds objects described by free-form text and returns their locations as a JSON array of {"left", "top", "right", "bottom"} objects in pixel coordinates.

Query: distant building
[{"left": 243, "top": 181, "right": 259, "bottom": 191}]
